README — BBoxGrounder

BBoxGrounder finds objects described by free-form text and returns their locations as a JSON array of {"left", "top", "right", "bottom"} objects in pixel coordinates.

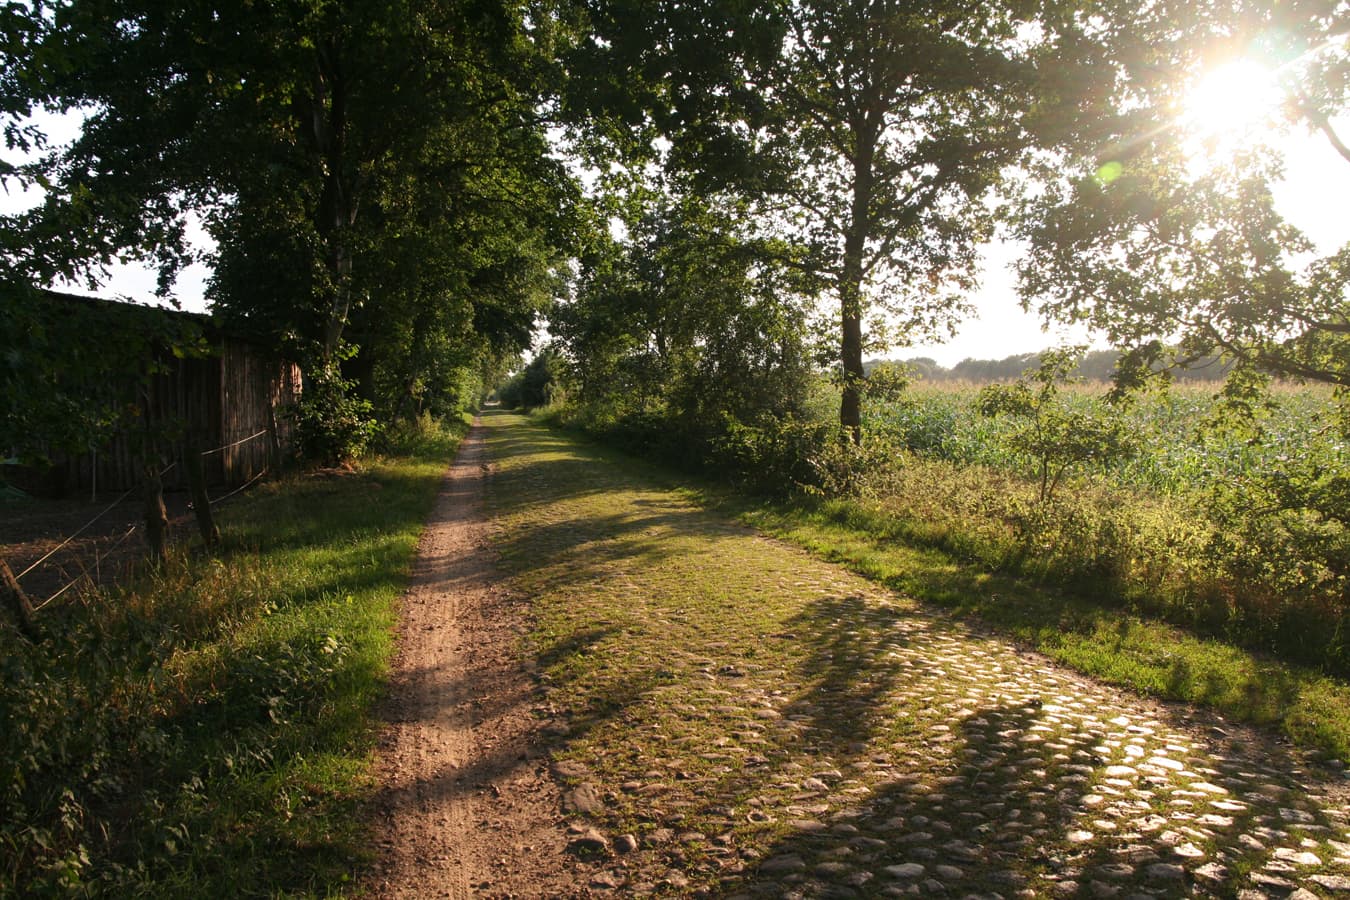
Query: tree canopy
[
  {"left": 2, "top": 0, "right": 578, "bottom": 444},
  {"left": 3, "top": 0, "right": 1348, "bottom": 460},
  {"left": 1016, "top": 0, "right": 1350, "bottom": 414},
  {"left": 568, "top": 0, "right": 1174, "bottom": 438},
  {"left": 552, "top": 190, "right": 813, "bottom": 434}
]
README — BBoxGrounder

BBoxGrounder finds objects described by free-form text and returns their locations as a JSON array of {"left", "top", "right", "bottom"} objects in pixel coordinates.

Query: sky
[
  {"left": 902, "top": 125, "right": 1350, "bottom": 367},
  {"left": 6, "top": 102, "right": 1350, "bottom": 370}
]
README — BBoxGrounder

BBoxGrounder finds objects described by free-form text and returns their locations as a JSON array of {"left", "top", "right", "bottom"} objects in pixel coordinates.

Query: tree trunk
[
  {"left": 839, "top": 296, "right": 865, "bottom": 443},
  {"left": 838, "top": 130, "right": 876, "bottom": 444},
  {"left": 268, "top": 403, "right": 283, "bottom": 473},
  {"left": 311, "top": 39, "right": 359, "bottom": 364},
  {"left": 321, "top": 245, "right": 353, "bottom": 360},
  {"left": 1, "top": 557, "right": 38, "bottom": 642}
]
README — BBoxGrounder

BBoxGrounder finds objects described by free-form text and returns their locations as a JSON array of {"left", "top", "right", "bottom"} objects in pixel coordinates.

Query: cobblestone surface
[
  {"left": 603, "top": 608, "right": 1350, "bottom": 897},
  {"left": 487, "top": 413, "right": 1350, "bottom": 898},
  {"left": 708, "top": 612, "right": 1350, "bottom": 898}
]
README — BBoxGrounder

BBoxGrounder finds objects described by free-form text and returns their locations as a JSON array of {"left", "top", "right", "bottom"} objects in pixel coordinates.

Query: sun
[{"left": 1182, "top": 58, "right": 1284, "bottom": 146}]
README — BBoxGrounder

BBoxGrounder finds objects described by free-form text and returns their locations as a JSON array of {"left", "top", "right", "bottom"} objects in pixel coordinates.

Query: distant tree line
[{"left": 877, "top": 350, "right": 1236, "bottom": 385}]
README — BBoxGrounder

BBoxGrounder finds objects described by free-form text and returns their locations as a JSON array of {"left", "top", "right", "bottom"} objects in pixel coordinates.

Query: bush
[
  {"left": 288, "top": 368, "right": 381, "bottom": 466},
  {"left": 710, "top": 415, "right": 835, "bottom": 494},
  {"left": 976, "top": 349, "right": 1137, "bottom": 502}
]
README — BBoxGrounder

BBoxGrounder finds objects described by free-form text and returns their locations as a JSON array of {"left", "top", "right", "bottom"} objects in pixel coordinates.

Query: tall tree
[
  {"left": 756, "top": 2, "right": 1012, "bottom": 438},
  {"left": 553, "top": 189, "right": 812, "bottom": 432},
  {"left": 5, "top": 0, "right": 574, "bottom": 378},
  {"left": 570, "top": 0, "right": 1132, "bottom": 439}
]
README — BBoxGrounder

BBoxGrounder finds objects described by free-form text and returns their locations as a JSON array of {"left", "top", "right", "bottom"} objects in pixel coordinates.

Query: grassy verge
[
  {"left": 488, "top": 410, "right": 1350, "bottom": 896},
  {"left": 1, "top": 420, "right": 466, "bottom": 898}
]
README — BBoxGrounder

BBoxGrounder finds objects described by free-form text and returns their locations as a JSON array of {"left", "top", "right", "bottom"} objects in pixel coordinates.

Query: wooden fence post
[
  {"left": 267, "top": 404, "right": 283, "bottom": 473},
  {"left": 1, "top": 557, "right": 39, "bottom": 642},
  {"left": 139, "top": 380, "right": 169, "bottom": 563},
  {"left": 185, "top": 436, "right": 219, "bottom": 548},
  {"left": 143, "top": 461, "right": 168, "bottom": 562}
]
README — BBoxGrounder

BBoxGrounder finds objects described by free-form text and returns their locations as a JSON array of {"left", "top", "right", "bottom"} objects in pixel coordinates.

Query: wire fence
[
  {"left": 199, "top": 429, "right": 268, "bottom": 457},
  {"left": 209, "top": 466, "right": 270, "bottom": 506},
  {"left": 9, "top": 429, "right": 274, "bottom": 610}
]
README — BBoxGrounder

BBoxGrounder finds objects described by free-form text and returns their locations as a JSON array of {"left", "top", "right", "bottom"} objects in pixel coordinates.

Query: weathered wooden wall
[
  {"left": 59, "top": 354, "right": 220, "bottom": 494},
  {"left": 32, "top": 338, "right": 300, "bottom": 495},
  {"left": 219, "top": 339, "right": 301, "bottom": 486}
]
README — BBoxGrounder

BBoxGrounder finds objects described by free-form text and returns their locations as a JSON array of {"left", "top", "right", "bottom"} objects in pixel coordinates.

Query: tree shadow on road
[{"left": 705, "top": 698, "right": 1103, "bottom": 896}]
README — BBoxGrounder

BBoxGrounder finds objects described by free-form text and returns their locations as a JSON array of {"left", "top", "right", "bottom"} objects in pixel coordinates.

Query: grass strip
[{"left": 1, "top": 420, "right": 466, "bottom": 898}]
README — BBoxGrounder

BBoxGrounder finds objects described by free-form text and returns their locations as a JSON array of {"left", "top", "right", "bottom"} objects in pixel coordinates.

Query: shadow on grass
[
  {"left": 1160, "top": 651, "right": 1305, "bottom": 730},
  {"left": 479, "top": 410, "right": 690, "bottom": 521},
  {"left": 777, "top": 595, "right": 925, "bottom": 755},
  {"left": 493, "top": 506, "right": 713, "bottom": 588},
  {"left": 485, "top": 430, "right": 751, "bottom": 603},
  {"left": 535, "top": 626, "right": 621, "bottom": 674},
  {"left": 82, "top": 612, "right": 395, "bottom": 895}
]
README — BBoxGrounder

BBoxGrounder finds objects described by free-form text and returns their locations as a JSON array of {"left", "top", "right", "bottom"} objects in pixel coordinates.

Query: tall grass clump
[
  {"left": 0, "top": 418, "right": 466, "bottom": 897},
  {"left": 862, "top": 378, "right": 1349, "bottom": 675}
]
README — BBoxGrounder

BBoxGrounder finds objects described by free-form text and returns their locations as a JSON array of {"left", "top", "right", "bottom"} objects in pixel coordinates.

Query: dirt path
[{"left": 371, "top": 422, "right": 584, "bottom": 898}]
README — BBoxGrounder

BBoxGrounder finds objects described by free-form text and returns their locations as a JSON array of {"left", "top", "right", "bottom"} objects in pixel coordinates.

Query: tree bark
[
  {"left": 267, "top": 403, "right": 284, "bottom": 473},
  {"left": 838, "top": 127, "right": 876, "bottom": 444},
  {"left": 311, "top": 38, "right": 360, "bottom": 363},
  {"left": 839, "top": 293, "right": 865, "bottom": 442},
  {"left": 185, "top": 437, "right": 219, "bottom": 548}
]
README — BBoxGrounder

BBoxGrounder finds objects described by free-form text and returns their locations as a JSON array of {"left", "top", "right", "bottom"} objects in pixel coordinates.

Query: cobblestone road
[{"left": 486, "top": 413, "right": 1350, "bottom": 898}]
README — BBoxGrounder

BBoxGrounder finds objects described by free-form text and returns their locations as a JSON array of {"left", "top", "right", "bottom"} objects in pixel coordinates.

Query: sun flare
[{"left": 1183, "top": 59, "right": 1283, "bottom": 144}]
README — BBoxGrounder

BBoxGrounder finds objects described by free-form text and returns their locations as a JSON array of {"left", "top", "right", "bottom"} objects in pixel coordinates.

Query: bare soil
[
  {"left": 0, "top": 491, "right": 193, "bottom": 604},
  {"left": 370, "top": 422, "right": 587, "bottom": 899}
]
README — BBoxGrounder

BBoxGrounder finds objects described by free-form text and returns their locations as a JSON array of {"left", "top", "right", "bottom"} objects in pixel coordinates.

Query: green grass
[
  {"left": 532, "top": 404, "right": 1350, "bottom": 763},
  {"left": 0, "top": 420, "right": 466, "bottom": 898}
]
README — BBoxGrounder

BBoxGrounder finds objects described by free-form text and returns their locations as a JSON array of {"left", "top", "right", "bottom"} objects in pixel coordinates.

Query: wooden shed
[{"left": 5, "top": 293, "right": 302, "bottom": 496}]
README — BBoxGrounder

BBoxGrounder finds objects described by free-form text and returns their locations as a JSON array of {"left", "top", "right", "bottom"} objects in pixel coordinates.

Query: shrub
[
  {"left": 288, "top": 368, "right": 381, "bottom": 466},
  {"left": 976, "top": 349, "right": 1137, "bottom": 503},
  {"left": 710, "top": 415, "right": 835, "bottom": 495}
]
